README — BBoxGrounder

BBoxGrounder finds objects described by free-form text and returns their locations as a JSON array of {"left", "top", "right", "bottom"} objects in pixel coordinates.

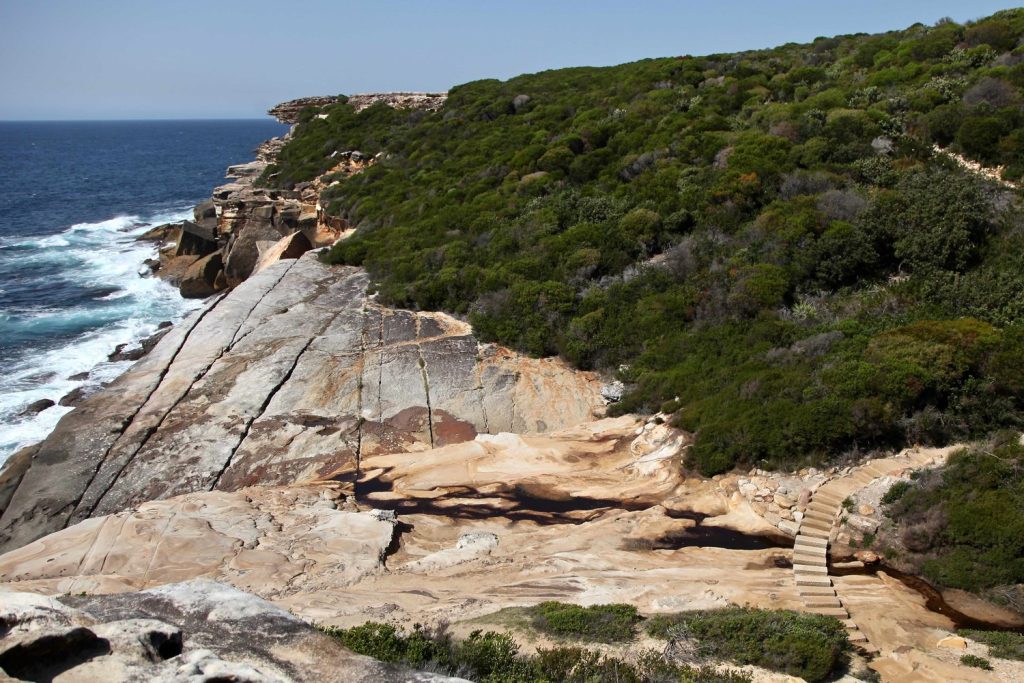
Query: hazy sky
[{"left": 0, "top": 0, "right": 1020, "bottom": 120}]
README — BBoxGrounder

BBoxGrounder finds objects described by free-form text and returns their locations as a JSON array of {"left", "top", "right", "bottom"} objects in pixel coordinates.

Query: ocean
[{"left": 0, "top": 119, "right": 288, "bottom": 462}]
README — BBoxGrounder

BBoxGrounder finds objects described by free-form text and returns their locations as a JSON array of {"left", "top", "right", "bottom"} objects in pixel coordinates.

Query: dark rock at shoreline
[
  {"left": 19, "top": 399, "right": 54, "bottom": 417},
  {"left": 108, "top": 327, "right": 172, "bottom": 363},
  {"left": 58, "top": 387, "right": 89, "bottom": 407},
  {"left": 68, "top": 372, "right": 90, "bottom": 381}
]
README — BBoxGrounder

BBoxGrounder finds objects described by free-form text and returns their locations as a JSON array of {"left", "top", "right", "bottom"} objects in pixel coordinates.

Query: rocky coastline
[{"left": 2, "top": 95, "right": 1022, "bottom": 682}]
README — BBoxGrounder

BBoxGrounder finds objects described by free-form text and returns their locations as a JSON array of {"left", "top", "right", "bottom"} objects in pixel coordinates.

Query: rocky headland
[{"left": 2, "top": 94, "right": 1022, "bottom": 682}]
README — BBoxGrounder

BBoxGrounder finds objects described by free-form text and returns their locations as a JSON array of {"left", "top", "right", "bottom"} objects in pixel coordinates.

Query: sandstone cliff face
[{"left": 0, "top": 254, "right": 604, "bottom": 554}]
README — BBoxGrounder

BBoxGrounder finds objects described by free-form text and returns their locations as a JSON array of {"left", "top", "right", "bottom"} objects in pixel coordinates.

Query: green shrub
[
  {"left": 645, "top": 608, "right": 849, "bottom": 683},
  {"left": 528, "top": 602, "right": 641, "bottom": 642},
  {"left": 320, "top": 620, "right": 754, "bottom": 682},
  {"left": 277, "top": 8, "right": 1024, "bottom": 475},
  {"left": 960, "top": 653, "right": 993, "bottom": 670},
  {"left": 960, "top": 629, "right": 1024, "bottom": 661},
  {"left": 881, "top": 480, "right": 912, "bottom": 504},
  {"left": 883, "top": 441, "right": 1024, "bottom": 596}
]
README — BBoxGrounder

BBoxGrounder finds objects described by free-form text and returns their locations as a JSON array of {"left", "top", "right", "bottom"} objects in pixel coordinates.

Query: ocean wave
[{"left": 0, "top": 204, "right": 205, "bottom": 461}]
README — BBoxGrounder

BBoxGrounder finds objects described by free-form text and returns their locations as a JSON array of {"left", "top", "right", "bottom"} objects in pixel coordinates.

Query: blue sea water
[{"left": 0, "top": 119, "right": 288, "bottom": 461}]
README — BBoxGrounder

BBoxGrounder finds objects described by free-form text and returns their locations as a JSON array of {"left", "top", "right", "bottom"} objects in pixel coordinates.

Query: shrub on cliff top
[
  {"left": 645, "top": 608, "right": 850, "bottom": 683},
  {"left": 527, "top": 601, "right": 641, "bottom": 642}
]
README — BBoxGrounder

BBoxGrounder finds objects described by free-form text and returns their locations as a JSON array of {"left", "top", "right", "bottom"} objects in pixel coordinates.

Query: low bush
[
  {"left": 880, "top": 439, "right": 1024, "bottom": 600},
  {"left": 959, "top": 629, "right": 1024, "bottom": 661},
  {"left": 528, "top": 601, "right": 640, "bottom": 642},
  {"left": 960, "top": 653, "right": 993, "bottom": 670},
  {"left": 881, "top": 480, "right": 912, "bottom": 505},
  {"left": 320, "top": 620, "right": 752, "bottom": 682},
  {"left": 645, "top": 608, "right": 849, "bottom": 683}
]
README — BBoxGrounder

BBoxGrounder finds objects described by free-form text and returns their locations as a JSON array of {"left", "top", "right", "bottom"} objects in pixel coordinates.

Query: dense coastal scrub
[
  {"left": 265, "top": 9, "right": 1024, "bottom": 475},
  {"left": 876, "top": 436, "right": 1024, "bottom": 611},
  {"left": 321, "top": 605, "right": 850, "bottom": 682}
]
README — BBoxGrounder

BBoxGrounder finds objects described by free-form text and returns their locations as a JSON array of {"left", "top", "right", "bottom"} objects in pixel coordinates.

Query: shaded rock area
[
  {"left": 0, "top": 580, "right": 464, "bottom": 682},
  {"left": 0, "top": 417, "right": 798, "bottom": 635},
  {"left": 0, "top": 253, "right": 604, "bottom": 554}
]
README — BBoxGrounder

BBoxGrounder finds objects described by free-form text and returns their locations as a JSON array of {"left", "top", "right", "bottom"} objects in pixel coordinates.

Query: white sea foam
[{"left": 0, "top": 207, "right": 205, "bottom": 462}]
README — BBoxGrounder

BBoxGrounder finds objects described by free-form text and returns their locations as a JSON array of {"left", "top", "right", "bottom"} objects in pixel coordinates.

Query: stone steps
[
  {"left": 798, "top": 523, "right": 831, "bottom": 538},
  {"left": 795, "top": 534, "right": 828, "bottom": 547},
  {"left": 847, "top": 629, "right": 868, "bottom": 643},
  {"left": 793, "top": 563, "right": 828, "bottom": 575},
  {"left": 806, "top": 500, "right": 838, "bottom": 514},
  {"left": 808, "top": 607, "right": 849, "bottom": 617},
  {"left": 799, "top": 586, "right": 837, "bottom": 596},
  {"left": 796, "top": 575, "right": 832, "bottom": 587},
  {"left": 802, "top": 509, "right": 835, "bottom": 524},
  {"left": 812, "top": 489, "right": 844, "bottom": 503},
  {"left": 793, "top": 553, "right": 826, "bottom": 567},
  {"left": 805, "top": 596, "right": 843, "bottom": 608}
]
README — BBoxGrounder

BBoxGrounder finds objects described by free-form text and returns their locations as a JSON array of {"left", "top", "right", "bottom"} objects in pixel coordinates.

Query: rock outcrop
[
  {"left": 0, "top": 580, "right": 464, "bottom": 682},
  {"left": 0, "top": 253, "right": 604, "bottom": 554},
  {"left": 268, "top": 92, "right": 447, "bottom": 123}
]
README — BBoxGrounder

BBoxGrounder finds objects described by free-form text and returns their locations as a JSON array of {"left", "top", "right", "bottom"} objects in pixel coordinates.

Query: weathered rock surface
[
  {"left": 254, "top": 231, "right": 312, "bottom": 273},
  {"left": 0, "top": 419, "right": 798, "bottom": 642},
  {"left": 0, "top": 254, "right": 604, "bottom": 553},
  {"left": 0, "top": 580, "right": 464, "bottom": 682},
  {"left": 0, "top": 486, "right": 394, "bottom": 596},
  {"left": 179, "top": 251, "right": 225, "bottom": 298}
]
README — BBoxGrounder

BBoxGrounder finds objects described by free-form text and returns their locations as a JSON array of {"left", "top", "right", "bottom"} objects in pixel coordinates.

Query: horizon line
[{"left": 0, "top": 116, "right": 283, "bottom": 123}]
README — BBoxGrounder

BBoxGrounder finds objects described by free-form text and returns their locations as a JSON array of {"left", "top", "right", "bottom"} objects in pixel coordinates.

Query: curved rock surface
[
  {"left": 0, "top": 579, "right": 464, "bottom": 682},
  {"left": 0, "top": 253, "right": 604, "bottom": 554}
]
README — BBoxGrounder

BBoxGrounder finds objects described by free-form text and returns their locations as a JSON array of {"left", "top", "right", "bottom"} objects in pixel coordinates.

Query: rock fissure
[
  {"left": 415, "top": 318, "right": 435, "bottom": 448},
  {"left": 65, "top": 293, "right": 229, "bottom": 526},
  {"left": 209, "top": 330, "right": 326, "bottom": 492}
]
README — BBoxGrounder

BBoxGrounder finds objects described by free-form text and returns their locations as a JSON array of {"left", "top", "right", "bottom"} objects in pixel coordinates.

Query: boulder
[
  {"left": 0, "top": 582, "right": 465, "bottom": 682},
  {"left": 179, "top": 252, "right": 224, "bottom": 299},
  {"left": 18, "top": 399, "right": 54, "bottom": 417},
  {"left": 254, "top": 231, "right": 312, "bottom": 274},
  {"left": 936, "top": 635, "right": 967, "bottom": 650},
  {"left": 846, "top": 514, "right": 879, "bottom": 535},
  {"left": 58, "top": 387, "right": 89, "bottom": 407}
]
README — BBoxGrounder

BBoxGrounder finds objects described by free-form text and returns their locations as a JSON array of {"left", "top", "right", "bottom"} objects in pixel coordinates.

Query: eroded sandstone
[{"left": 0, "top": 254, "right": 604, "bottom": 553}]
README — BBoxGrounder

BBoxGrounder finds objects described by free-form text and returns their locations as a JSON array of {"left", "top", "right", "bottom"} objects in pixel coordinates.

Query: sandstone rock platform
[{"left": 0, "top": 253, "right": 604, "bottom": 554}]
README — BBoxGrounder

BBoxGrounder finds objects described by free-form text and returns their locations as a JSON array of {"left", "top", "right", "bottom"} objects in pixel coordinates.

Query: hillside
[{"left": 262, "top": 9, "right": 1024, "bottom": 476}]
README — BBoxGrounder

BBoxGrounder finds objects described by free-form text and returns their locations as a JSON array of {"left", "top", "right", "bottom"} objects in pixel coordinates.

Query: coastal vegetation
[
  {"left": 263, "top": 9, "right": 1024, "bottom": 476},
  {"left": 321, "top": 605, "right": 851, "bottom": 682},
  {"left": 877, "top": 436, "right": 1024, "bottom": 611}
]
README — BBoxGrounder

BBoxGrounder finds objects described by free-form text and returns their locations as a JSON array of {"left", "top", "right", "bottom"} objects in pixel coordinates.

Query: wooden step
[
  {"left": 793, "top": 563, "right": 828, "bottom": 575},
  {"left": 796, "top": 575, "right": 832, "bottom": 587},
  {"left": 795, "top": 534, "right": 828, "bottom": 548}
]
